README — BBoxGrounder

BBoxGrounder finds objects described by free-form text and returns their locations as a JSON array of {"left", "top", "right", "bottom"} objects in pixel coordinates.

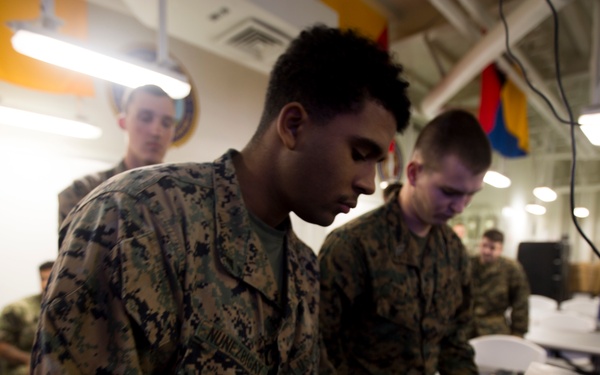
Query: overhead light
[
  {"left": 579, "top": 104, "right": 600, "bottom": 146},
  {"left": 574, "top": 207, "right": 590, "bottom": 218},
  {"left": 533, "top": 186, "right": 557, "bottom": 202},
  {"left": 502, "top": 206, "right": 514, "bottom": 217},
  {"left": 0, "top": 105, "right": 102, "bottom": 139},
  {"left": 9, "top": 22, "right": 191, "bottom": 99},
  {"left": 484, "top": 170, "right": 511, "bottom": 188},
  {"left": 525, "top": 204, "right": 546, "bottom": 216}
]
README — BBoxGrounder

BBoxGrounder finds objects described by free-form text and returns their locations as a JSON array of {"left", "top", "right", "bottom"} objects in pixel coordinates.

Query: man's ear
[
  {"left": 277, "top": 102, "right": 308, "bottom": 150},
  {"left": 117, "top": 114, "right": 127, "bottom": 130},
  {"left": 405, "top": 160, "right": 421, "bottom": 186}
]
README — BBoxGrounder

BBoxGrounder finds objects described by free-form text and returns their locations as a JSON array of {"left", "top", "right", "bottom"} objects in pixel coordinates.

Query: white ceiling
[{"left": 90, "top": 0, "right": 599, "bottom": 190}]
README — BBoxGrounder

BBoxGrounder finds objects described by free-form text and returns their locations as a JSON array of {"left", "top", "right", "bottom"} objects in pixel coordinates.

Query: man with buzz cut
[
  {"left": 469, "top": 228, "right": 530, "bottom": 338},
  {"left": 58, "top": 84, "right": 176, "bottom": 227},
  {"left": 319, "top": 109, "right": 492, "bottom": 374},
  {"left": 32, "top": 25, "right": 411, "bottom": 374}
]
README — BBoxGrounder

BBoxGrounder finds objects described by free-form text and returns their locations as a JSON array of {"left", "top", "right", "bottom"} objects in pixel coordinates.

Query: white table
[
  {"left": 526, "top": 326, "right": 600, "bottom": 373},
  {"left": 525, "top": 326, "right": 600, "bottom": 356}
]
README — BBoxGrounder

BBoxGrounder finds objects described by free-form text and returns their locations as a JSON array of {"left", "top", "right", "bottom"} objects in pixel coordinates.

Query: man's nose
[
  {"left": 355, "top": 165, "right": 376, "bottom": 196},
  {"left": 450, "top": 195, "right": 471, "bottom": 214}
]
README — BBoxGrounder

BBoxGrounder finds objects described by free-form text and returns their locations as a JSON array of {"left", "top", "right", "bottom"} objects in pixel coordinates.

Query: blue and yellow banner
[{"left": 478, "top": 63, "right": 529, "bottom": 157}]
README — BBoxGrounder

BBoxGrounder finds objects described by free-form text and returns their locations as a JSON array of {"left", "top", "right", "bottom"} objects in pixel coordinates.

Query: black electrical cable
[
  {"left": 498, "top": 1, "right": 574, "bottom": 125},
  {"left": 499, "top": 0, "right": 599, "bottom": 259}
]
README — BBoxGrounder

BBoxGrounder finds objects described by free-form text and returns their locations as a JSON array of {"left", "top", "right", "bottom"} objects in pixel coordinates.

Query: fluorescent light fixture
[
  {"left": 574, "top": 207, "right": 590, "bottom": 218},
  {"left": 0, "top": 105, "right": 102, "bottom": 139},
  {"left": 484, "top": 170, "right": 511, "bottom": 188},
  {"left": 9, "top": 22, "right": 191, "bottom": 99},
  {"left": 533, "top": 186, "right": 557, "bottom": 202},
  {"left": 502, "top": 206, "right": 514, "bottom": 217},
  {"left": 578, "top": 104, "right": 600, "bottom": 146},
  {"left": 525, "top": 204, "right": 546, "bottom": 215}
]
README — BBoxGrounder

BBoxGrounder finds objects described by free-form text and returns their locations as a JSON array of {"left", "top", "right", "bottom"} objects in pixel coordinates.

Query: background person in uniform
[
  {"left": 31, "top": 25, "right": 411, "bottom": 374},
  {"left": 469, "top": 228, "right": 530, "bottom": 338},
  {"left": 57, "top": 84, "right": 176, "bottom": 227},
  {"left": 319, "top": 109, "right": 491, "bottom": 375},
  {"left": 0, "top": 261, "right": 54, "bottom": 375}
]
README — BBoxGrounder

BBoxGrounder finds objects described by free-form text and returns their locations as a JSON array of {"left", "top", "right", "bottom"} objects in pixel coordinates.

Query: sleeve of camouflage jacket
[
  {"left": 509, "top": 261, "right": 530, "bottom": 336},
  {"left": 437, "top": 238, "right": 478, "bottom": 375},
  {"left": 32, "top": 192, "right": 182, "bottom": 374},
  {"left": 318, "top": 231, "right": 367, "bottom": 373}
]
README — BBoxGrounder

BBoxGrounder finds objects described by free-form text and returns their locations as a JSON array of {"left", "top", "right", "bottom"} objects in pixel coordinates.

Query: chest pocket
[
  {"left": 118, "top": 232, "right": 181, "bottom": 370},
  {"left": 372, "top": 260, "right": 421, "bottom": 331}
]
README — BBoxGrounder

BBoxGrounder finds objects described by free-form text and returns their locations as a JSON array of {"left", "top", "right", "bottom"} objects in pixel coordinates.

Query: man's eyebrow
[
  {"left": 442, "top": 185, "right": 483, "bottom": 195},
  {"left": 352, "top": 136, "right": 386, "bottom": 158}
]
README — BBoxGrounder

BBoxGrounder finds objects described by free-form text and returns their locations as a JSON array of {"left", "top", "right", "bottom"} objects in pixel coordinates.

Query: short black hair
[
  {"left": 255, "top": 25, "right": 411, "bottom": 137},
  {"left": 121, "top": 84, "right": 174, "bottom": 112},
  {"left": 414, "top": 109, "right": 492, "bottom": 174},
  {"left": 483, "top": 228, "right": 504, "bottom": 244},
  {"left": 39, "top": 261, "right": 55, "bottom": 272}
]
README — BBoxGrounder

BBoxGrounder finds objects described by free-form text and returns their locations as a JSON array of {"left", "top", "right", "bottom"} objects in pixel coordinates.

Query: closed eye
[{"left": 352, "top": 149, "right": 367, "bottom": 161}]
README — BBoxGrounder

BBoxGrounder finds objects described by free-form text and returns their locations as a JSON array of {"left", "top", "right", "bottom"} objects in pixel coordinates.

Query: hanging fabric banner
[
  {"left": 320, "top": 0, "right": 388, "bottom": 50},
  {"left": 478, "top": 63, "right": 529, "bottom": 158}
]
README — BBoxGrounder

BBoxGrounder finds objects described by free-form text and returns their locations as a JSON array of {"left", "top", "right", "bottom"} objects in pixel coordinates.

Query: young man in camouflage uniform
[
  {"left": 57, "top": 84, "right": 176, "bottom": 227},
  {"left": 319, "top": 109, "right": 491, "bottom": 375},
  {"left": 469, "top": 228, "right": 530, "bottom": 338},
  {"left": 0, "top": 261, "right": 53, "bottom": 375},
  {"left": 32, "top": 25, "right": 411, "bottom": 374}
]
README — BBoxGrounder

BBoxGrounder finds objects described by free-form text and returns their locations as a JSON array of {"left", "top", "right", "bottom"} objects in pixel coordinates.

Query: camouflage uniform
[
  {"left": 0, "top": 294, "right": 42, "bottom": 375},
  {"left": 469, "top": 256, "right": 530, "bottom": 338},
  {"left": 32, "top": 150, "right": 320, "bottom": 374},
  {"left": 57, "top": 160, "right": 127, "bottom": 226},
  {"left": 319, "top": 197, "right": 477, "bottom": 375}
]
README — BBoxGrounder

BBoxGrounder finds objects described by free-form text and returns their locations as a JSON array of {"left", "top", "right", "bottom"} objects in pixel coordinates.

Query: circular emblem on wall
[
  {"left": 108, "top": 46, "right": 198, "bottom": 147},
  {"left": 377, "top": 138, "right": 403, "bottom": 183}
]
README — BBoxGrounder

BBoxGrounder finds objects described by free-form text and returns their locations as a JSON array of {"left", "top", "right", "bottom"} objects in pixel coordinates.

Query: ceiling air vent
[{"left": 215, "top": 18, "right": 293, "bottom": 64}]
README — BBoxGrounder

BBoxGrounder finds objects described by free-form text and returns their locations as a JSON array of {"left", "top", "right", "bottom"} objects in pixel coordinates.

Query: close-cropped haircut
[
  {"left": 121, "top": 84, "right": 174, "bottom": 112},
  {"left": 483, "top": 229, "right": 504, "bottom": 244},
  {"left": 414, "top": 109, "right": 492, "bottom": 174},
  {"left": 39, "top": 261, "right": 55, "bottom": 272},
  {"left": 255, "top": 24, "right": 411, "bottom": 137}
]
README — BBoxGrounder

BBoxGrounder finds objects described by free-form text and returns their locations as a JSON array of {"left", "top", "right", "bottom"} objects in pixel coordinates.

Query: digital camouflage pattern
[
  {"left": 319, "top": 197, "right": 477, "bottom": 375},
  {"left": 0, "top": 294, "right": 42, "bottom": 375},
  {"left": 469, "top": 256, "right": 530, "bottom": 338},
  {"left": 57, "top": 160, "right": 127, "bottom": 227},
  {"left": 32, "top": 150, "right": 320, "bottom": 374}
]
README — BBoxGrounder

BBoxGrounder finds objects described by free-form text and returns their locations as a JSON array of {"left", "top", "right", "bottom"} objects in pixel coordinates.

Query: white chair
[
  {"left": 469, "top": 334, "right": 547, "bottom": 374},
  {"left": 529, "top": 294, "right": 559, "bottom": 310},
  {"left": 538, "top": 312, "right": 597, "bottom": 332},
  {"left": 529, "top": 294, "right": 559, "bottom": 326},
  {"left": 560, "top": 298, "right": 600, "bottom": 319}
]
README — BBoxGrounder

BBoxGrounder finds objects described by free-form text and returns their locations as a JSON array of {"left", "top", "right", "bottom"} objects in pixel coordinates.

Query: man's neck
[{"left": 398, "top": 188, "right": 431, "bottom": 237}]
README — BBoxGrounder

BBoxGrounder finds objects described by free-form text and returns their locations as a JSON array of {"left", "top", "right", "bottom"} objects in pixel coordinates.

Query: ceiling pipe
[
  {"left": 420, "top": 0, "right": 571, "bottom": 118},
  {"left": 454, "top": 0, "right": 596, "bottom": 157}
]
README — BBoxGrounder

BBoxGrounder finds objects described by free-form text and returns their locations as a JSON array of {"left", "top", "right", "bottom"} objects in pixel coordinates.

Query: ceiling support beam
[
  {"left": 420, "top": 0, "right": 571, "bottom": 117},
  {"left": 453, "top": 0, "right": 597, "bottom": 158}
]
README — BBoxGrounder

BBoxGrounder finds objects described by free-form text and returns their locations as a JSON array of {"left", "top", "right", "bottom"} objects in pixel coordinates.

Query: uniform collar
[
  {"left": 211, "top": 150, "right": 315, "bottom": 316},
  {"left": 385, "top": 196, "right": 446, "bottom": 267}
]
